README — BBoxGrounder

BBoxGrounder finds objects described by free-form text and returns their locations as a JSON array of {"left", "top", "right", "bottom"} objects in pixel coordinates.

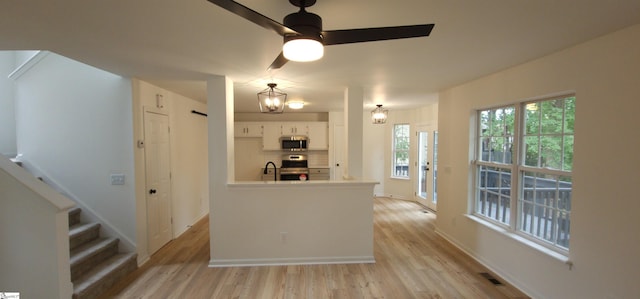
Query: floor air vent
[{"left": 479, "top": 272, "right": 503, "bottom": 285}]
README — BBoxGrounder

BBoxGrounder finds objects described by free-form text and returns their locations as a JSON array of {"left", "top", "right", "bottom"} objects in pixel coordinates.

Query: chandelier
[
  {"left": 371, "top": 104, "right": 388, "bottom": 124},
  {"left": 257, "top": 83, "right": 287, "bottom": 113}
]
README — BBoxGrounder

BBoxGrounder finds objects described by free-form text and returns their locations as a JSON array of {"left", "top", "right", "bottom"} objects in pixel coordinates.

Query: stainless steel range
[{"left": 280, "top": 154, "right": 309, "bottom": 181}]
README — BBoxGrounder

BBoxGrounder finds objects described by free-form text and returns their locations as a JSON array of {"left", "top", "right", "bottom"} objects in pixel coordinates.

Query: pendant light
[
  {"left": 257, "top": 83, "right": 287, "bottom": 113},
  {"left": 371, "top": 104, "right": 388, "bottom": 124}
]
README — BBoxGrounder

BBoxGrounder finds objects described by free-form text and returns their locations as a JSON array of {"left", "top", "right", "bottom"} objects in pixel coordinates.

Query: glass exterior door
[{"left": 416, "top": 126, "right": 438, "bottom": 211}]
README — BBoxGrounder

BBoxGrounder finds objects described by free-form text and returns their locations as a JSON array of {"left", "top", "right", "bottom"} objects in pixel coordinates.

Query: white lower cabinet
[
  {"left": 309, "top": 168, "right": 330, "bottom": 180},
  {"left": 261, "top": 168, "right": 279, "bottom": 181}
]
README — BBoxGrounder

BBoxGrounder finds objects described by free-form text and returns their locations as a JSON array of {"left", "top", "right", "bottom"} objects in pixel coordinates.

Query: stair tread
[
  {"left": 72, "top": 252, "right": 137, "bottom": 292},
  {"left": 70, "top": 237, "right": 118, "bottom": 266},
  {"left": 69, "top": 222, "right": 100, "bottom": 237}
]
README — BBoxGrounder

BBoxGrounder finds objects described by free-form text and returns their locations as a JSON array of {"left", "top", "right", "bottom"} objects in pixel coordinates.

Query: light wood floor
[{"left": 100, "top": 197, "right": 529, "bottom": 298}]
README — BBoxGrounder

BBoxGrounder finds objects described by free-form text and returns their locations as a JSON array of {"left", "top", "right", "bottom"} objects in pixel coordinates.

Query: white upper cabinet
[
  {"left": 262, "top": 123, "right": 281, "bottom": 150},
  {"left": 307, "top": 122, "right": 329, "bottom": 150},
  {"left": 246, "top": 121, "right": 328, "bottom": 150},
  {"left": 235, "top": 122, "right": 263, "bottom": 137},
  {"left": 281, "top": 123, "right": 308, "bottom": 136}
]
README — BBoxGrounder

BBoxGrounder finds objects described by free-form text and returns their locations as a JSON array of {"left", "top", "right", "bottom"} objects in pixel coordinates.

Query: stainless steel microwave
[{"left": 280, "top": 136, "right": 308, "bottom": 151}]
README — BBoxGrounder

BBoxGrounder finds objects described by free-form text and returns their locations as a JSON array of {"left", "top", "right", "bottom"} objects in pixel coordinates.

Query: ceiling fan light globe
[{"left": 283, "top": 39, "right": 324, "bottom": 62}]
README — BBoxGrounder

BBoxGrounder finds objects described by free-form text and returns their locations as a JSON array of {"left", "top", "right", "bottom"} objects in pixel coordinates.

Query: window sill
[
  {"left": 390, "top": 176, "right": 410, "bottom": 180},
  {"left": 465, "top": 214, "right": 572, "bottom": 267}
]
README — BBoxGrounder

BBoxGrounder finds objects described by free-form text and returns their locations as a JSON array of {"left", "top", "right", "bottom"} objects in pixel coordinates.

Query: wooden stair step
[
  {"left": 69, "top": 222, "right": 100, "bottom": 250},
  {"left": 70, "top": 237, "right": 119, "bottom": 281},
  {"left": 72, "top": 252, "right": 137, "bottom": 299}
]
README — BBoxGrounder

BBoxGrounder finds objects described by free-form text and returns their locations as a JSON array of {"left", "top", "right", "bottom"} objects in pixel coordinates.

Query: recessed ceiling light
[{"left": 288, "top": 101, "right": 304, "bottom": 109}]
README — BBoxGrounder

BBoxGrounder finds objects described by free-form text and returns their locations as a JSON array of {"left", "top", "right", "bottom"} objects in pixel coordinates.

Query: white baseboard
[
  {"left": 434, "top": 228, "right": 538, "bottom": 299},
  {"left": 377, "top": 193, "right": 411, "bottom": 201},
  {"left": 209, "top": 256, "right": 375, "bottom": 268}
]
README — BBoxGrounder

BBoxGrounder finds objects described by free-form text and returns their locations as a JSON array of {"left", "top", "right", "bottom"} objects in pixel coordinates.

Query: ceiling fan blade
[
  {"left": 206, "top": 0, "right": 297, "bottom": 36},
  {"left": 267, "top": 52, "right": 289, "bottom": 70},
  {"left": 322, "top": 24, "right": 434, "bottom": 45}
]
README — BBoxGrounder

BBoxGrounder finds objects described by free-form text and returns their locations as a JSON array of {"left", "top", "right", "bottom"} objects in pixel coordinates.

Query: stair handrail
[{"left": 1, "top": 155, "right": 75, "bottom": 211}]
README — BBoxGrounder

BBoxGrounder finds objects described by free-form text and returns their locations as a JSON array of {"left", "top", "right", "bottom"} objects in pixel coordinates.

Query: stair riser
[
  {"left": 68, "top": 208, "right": 81, "bottom": 227},
  {"left": 71, "top": 241, "right": 119, "bottom": 281},
  {"left": 69, "top": 226, "right": 100, "bottom": 250}
]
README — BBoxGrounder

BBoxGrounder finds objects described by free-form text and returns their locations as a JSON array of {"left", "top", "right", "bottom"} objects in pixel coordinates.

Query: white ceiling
[{"left": 1, "top": 0, "right": 639, "bottom": 112}]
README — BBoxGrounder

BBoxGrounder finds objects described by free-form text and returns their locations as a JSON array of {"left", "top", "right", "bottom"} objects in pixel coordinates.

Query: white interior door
[
  {"left": 416, "top": 125, "right": 438, "bottom": 211},
  {"left": 144, "top": 110, "right": 173, "bottom": 255}
]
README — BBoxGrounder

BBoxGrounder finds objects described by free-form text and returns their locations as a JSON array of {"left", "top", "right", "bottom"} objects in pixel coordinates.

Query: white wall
[
  {"left": 0, "top": 52, "right": 17, "bottom": 156},
  {"left": 13, "top": 53, "right": 137, "bottom": 249},
  {"left": 132, "top": 79, "right": 209, "bottom": 262},
  {"left": 362, "top": 111, "right": 385, "bottom": 195},
  {"left": 376, "top": 104, "right": 439, "bottom": 201},
  {"left": 436, "top": 24, "right": 640, "bottom": 298},
  {"left": 168, "top": 92, "right": 209, "bottom": 236}
]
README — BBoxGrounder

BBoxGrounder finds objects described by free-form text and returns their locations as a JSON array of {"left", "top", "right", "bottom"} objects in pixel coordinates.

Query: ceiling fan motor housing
[{"left": 283, "top": 11, "right": 323, "bottom": 43}]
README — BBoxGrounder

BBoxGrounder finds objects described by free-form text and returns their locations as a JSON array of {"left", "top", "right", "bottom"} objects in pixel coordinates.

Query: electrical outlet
[
  {"left": 110, "top": 174, "right": 125, "bottom": 185},
  {"left": 280, "top": 232, "right": 288, "bottom": 244}
]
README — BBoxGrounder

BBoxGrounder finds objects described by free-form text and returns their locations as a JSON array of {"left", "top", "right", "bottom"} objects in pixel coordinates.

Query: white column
[
  {"left": 344, "top": 86, "right": 364, "bottom": 179},
  {"left": 207, "top": 75, "right": 235, "bottom": 260},
  {"left": 207, "top": 75, "right": 234, "bottom": 187}
]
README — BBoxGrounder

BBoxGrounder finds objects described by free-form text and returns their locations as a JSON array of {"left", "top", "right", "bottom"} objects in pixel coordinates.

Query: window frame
[
  {"left": 391, "top": 123, "right": 411, "bottom": 179},
  {"left": 472, "top": 95, "right": 574, "bottom": 255}
]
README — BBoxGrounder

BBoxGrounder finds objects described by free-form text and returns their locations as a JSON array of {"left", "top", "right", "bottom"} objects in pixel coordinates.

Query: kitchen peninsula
[
  {"left": 211, "top": 177, "right": 378, "bottom": 267},
  {"left": 208, "top": 77, "right": 376, "bottom": 267}
]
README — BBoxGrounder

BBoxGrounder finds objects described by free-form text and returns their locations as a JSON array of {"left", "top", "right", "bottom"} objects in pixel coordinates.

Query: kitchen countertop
[{"left": 228, "top": 178, "right": 378, "bottom": 188}]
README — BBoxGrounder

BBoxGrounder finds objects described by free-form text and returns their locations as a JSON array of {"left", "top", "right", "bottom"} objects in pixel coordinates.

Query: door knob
[{"left": 149, "top": 189, "right": 157, "bottom": 194}]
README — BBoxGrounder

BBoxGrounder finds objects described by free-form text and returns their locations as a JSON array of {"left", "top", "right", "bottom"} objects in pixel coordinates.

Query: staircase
[
  {"left": 9, "top": 158, "right": 137, "bottom": 298},
  {"left": 68, "top": 207, "right": 137, "bottom": 299}
]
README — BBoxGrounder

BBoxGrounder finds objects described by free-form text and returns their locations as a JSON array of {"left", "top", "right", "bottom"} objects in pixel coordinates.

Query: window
[
  {"left": 474, "top": 95, "right": 575, "bottom": 253},
  {"left": 392, "top": 124, "right": 410, "bottom": 178}
]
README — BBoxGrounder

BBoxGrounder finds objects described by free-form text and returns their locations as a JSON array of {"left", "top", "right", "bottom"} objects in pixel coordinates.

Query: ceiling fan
[{"left": 206, "top": 0, "right": 435, "bottom": 70}]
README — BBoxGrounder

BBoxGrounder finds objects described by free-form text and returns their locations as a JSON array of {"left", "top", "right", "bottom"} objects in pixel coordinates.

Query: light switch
[{"left": 110, "top": 174, "right": 125, "bottom": 185}]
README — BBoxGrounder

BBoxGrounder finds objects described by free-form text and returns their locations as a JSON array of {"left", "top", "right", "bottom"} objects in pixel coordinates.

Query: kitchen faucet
[{"left": 263, "top": 161, "right": 277, "bottom": 181}]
